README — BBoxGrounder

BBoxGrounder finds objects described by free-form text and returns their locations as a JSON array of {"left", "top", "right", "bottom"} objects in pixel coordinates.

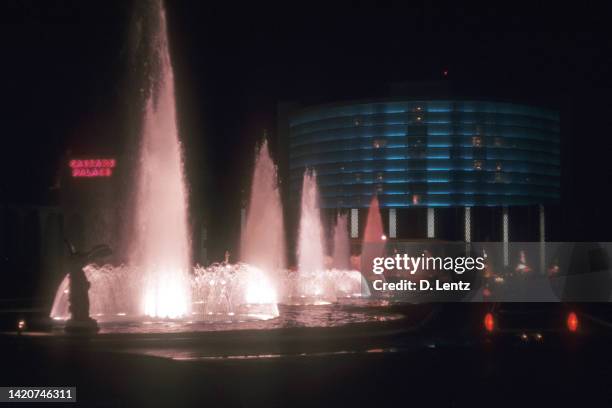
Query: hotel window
[
  {"left": 473, "top": 160, "right": 483, "bottom": 170},
  {"left": 373, "top": 139, "right": 387, "bottom": 149},
  {"left": 472, "top": 136, "right": 482, "bottom": 147},
  {"left": 412, "top": 194, "right": 421, "bottom": 205},
  {"left": 376, "top": 172, "right": 384, "bottom": 181}
]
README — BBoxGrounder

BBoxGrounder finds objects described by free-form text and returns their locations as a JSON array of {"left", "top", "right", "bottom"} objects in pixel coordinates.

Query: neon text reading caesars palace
[{"left": 69, "top": 159, "right": 116, "bottom": 178}]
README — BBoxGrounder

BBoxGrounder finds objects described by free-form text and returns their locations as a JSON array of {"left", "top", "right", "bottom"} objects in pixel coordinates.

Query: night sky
[{"left": 3, "top": 1, "right": 612, "bottom": 253}]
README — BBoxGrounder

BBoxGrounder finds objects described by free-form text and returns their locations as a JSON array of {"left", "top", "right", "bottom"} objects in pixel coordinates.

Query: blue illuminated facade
[{"left": 288, "top": 100, "right": 560, "bottom": 209}]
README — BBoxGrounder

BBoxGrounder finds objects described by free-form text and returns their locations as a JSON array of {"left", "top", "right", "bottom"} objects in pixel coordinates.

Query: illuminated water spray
[
  {"left": 241, "top": 140, "right": 286, "bottom": 288},
  {"left": 49, "top": 1, "right": 366, "bottom": 324},
  {"left": 363, "top": 195, "right": 384, "bottom": 244},
  {"left": 50, "top": 3, "right": 278, "bottom": 321},
  {"left": 131, "top": 0, "right": 191, "bottom": 318},
  {"left": 332, "top": 213, "right": 350, "bottom": 270},
  {"left": 290, "top": 170, "right": 335, "bottom": 303},
  {"left": 361, "top": 196, "right": 386, "bottom": 280},
  {"left": 298, "top": 171, "right": 325, "bottom": 276}
]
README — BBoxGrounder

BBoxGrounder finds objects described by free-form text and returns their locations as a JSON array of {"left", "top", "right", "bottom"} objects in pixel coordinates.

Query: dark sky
[{"left": 3, "top": 0, "right": 612, "bottom": 249}]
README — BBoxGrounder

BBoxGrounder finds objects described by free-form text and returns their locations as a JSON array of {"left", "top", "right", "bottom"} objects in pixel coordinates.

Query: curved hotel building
[{"left": 279, "top": 95, "right": 560, "bottom": 257}]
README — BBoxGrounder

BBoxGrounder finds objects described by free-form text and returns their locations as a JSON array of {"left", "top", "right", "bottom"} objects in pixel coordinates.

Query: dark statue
[{"left": 64, "top": 240, "right": 112, "bottom": 334}]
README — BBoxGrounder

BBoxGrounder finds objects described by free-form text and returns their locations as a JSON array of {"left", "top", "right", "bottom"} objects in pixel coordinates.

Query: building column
[
  {"left": 464, "top": 207, "right": 471, "bottom": 243},
  {"left": 427, "top": 207, "right": 435, "bottom": 239},
  {"left": 539, "top": 204, "right": 545, "bottom": 274},
  {"left": 389, "top": 208, "right": 397, "bottom": 238},
  {"left": 350, "top": 208, "right": 359, "bottom": 238},
  {"left": 502, "top": 206, "right": 509, "bottom": 267}
]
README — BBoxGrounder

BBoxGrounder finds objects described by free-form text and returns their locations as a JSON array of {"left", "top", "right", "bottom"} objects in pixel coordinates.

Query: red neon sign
[{"left": 69, "top": 159, "right": 116, "bottom": 177}]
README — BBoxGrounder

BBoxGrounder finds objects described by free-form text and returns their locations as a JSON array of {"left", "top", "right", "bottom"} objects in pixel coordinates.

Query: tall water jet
[
  {"left": 130, "top": 0, "right": 191, "bottom": 318},
  {"left": 361, "top": 195, "right": 386, "bottom": 279},
  {"left": 288, "top": 170, "right": 337, "bottom": 303},
  {"left": 241, "top": 139, "right": 286, "bottom": 287},
  {"left": 297, "top": 170, "right": 325, "bottom": 276},
  {"left": 332, "top": 213, "right": 350, "bottom": 270},
  {"left": 363, "top": 195, "right": 384, "bottom": 243}
]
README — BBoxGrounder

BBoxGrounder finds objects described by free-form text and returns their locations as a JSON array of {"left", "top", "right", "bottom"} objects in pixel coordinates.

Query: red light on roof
[
  {"left": 69, "top": 158, "right": 116, "bottom": 177},
  {"left": 484, "top": 312, "right": 495, "bottom": 332},
  {"left": 567, "top": 311, "right": 579, "bottom": 332},
  {"left": 443, "top": 69, "right": 449, "bottom": 77}
]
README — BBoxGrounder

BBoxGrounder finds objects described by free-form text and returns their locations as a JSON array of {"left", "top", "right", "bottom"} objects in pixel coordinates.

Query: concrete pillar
[
  {"left": 350, "top": 208, "right": 359, "bottom": 238},
  {"left": 502, "top": 206, "right": 509, "bottom": 267},
  {"left": 427, "top": 207, "right": 435, "bottom": 238},
  {"left": 389, "top": 208, "right": 397, "bottom": 238},
  {"left": 464, "top": 207, "right": 471, "bottom": 243},
  {"left": 539, "top": 204, "right": 545, "bottom": 274}
]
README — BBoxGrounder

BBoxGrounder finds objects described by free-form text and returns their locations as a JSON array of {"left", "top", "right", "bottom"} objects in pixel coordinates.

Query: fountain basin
[
  {"left": 50, "top": 262, "right": 374, "bottom": 326},
  {"left": 50, "top": 302, "right": 400, "bottom": 335},
  {"left": 51, "top": 263, "right": 279, "bottom": 322}
]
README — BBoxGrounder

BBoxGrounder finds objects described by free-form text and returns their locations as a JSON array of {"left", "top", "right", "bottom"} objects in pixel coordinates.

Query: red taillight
[
  {"left": 567, "top": 312, "right": 579, "bottom": 332},
  {"left": 484, "top": 312, "right": 495, "bottom": 332}
]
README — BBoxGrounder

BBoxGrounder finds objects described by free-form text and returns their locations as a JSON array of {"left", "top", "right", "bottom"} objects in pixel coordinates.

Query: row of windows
[
  {"left": 289, "top": 170, "right": 560, "bottom": 188},
  {"left": 290, "top": 136, "right": 560, "bottom": 156},
  {"left": 291, "top": 175, "right": 560, "bottom": 194},
  {"left": 291, "top": 125, "right": 559, "bottom": 147},
  {"left": 300, "top": 193, "right": 557, "bottom": 208},
  {"left": 293, "top": 174, "right": 559, "bottom": 188},
  {"left": 290, "top": 183, "right": 559, "bottom": 196},
  {"left": 290, "top": 147, "right": 560, "bottom": 166},
  {"left": 290, "top": 159, "right": 560, "bottom": 176},
  {"left": 292, "top": 112, "right": 560, "bottom": 135},
  {"left": 316, "top": 190, "right": 559, "bottom": 199},
  {"left": 291, "top": 101, "right": 559, "bottom": 126}
]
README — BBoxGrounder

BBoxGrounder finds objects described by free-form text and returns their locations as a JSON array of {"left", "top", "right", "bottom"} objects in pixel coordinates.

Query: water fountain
[
  {"left": 363, "top": 195, "right": 384, "bottom": 244},
  {"left": 332, "top": 213, "right": 350, "bottom": 270},
  {"left": 288, "top": 171, "right": 336, "bottom": 303},
  {"left": 297, "top": 171, "right": 326, "bottom": 278},
  {"left": 50, "top": 0, "right": 278, "bottom": 324},
  {"left": 281, "top": 172, "right": 367, "bottom": 304},
  {"left": 361, "top": 195, "right": 386, "bottom": 280},
  {"left": 130, "top": 0, "right": 191, "bottom": 319},
  {"left": 49, "top": 0, "right": 386, "bottom": 334},
  {"left": 240, "top": 140, "right": 286, "bottom": 288}
]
